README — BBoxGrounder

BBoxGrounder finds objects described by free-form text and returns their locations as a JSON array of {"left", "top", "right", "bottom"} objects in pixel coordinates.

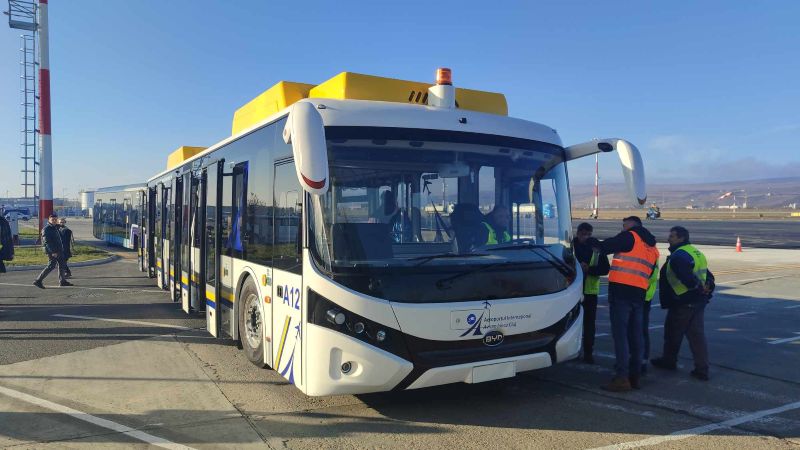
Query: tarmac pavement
[{"left": 0, "top": 226, "right": 799, "bottom": 449}]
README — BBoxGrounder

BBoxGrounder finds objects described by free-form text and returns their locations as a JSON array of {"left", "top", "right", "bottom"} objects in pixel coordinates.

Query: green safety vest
[
  {"left": 584, "top": 250, "right": 601, "bottom": 295},
  {"left": 665, "top": 244, "right": 708, "bottom": 296},
  {"left": 483, "top": 222, "right": 511, "bottom": 245},
  {"left": 645, "top": 262, "right": 659, "bottom": 302}
]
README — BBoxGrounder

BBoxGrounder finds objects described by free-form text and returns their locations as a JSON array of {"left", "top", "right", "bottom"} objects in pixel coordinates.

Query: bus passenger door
[
  {"left": 204, "top": 162, "right": 222, "bottom": 337},
  {"left": 189, "top": 173, "right": 203, "bottom": 312},
  {"left": 181, "top": 173, "right": 192, "bottom": 313},
  {"left": 219, "top": 162, "right": 247, "bottom": 339},
  {"left": 147, "top": 187, "right": 156, "bottom": 278},
  {"left": 272, "top": 159, "right": 303, "bottom": 387},
  {"left": 171, "top": 176, "right": 183, "bottom": 302}
]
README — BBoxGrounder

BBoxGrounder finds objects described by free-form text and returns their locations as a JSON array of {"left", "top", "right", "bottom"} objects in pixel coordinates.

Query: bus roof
[
  {"left": 95, "top": 183, "right": 147, "bottom": 194},
  {"left": 231, "top": 72, "right": 508, "bottom": 136}
]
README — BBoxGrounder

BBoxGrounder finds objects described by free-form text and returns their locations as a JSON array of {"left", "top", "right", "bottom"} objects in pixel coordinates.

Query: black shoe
[
  {"left": 59, "top": 281, "right": 74, "bottom": 287},
  {"left": 33, "top": 280, "right": 45, "bottom": 289},
  {"left": 690, "top": 370, "right": 709, "bottom": 381},
  {"left": 65, "top": 273, "right": 72, "bottom": 279},
  {"left": 628, "top": 375, "right": 641, "bottom": 390},
  {"left": 650, "top": 357, "right": 677, "bottom": 370}
]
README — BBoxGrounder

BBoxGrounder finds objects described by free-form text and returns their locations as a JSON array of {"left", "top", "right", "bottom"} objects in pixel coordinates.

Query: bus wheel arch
[{"left": 236, "top": 272, "right": 268, "bottom": 368}]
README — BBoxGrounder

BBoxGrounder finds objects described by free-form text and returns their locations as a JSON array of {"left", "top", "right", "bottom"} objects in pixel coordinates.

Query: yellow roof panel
[
  {"left": 167, "top": 146, "right": 207, "bottom": 170},
  {"left": 231, "top": 81, "right": 315, "bottom": 136}
]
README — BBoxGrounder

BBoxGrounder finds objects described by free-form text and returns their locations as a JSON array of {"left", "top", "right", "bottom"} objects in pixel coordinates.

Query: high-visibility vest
[
  {"left": 482, "top": 222, "right": 511, "bottom": 245},
  {"left": 646, "top": 262, "right": 659, "bottom": 302},
  {"left": 584, "top": 250, "right": 601, "bottom": 295},
  {"left": 608, "top": 231, "right": 660, "bottom": 290},
  {"left": 666, "top": 244, "right": 708, "bottom": 296}
]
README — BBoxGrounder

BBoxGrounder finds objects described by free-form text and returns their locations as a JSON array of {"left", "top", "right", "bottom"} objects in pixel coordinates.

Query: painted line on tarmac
[
  {"left": 52, "top": 314, "right": 191, "bottom": 331},
  {"left": 0, "top": 385, "right": 196, "bottom": 450},
  {"left": 717, "top": 275, "right": 787, "bottom": 285},
  {"left": 596, "top": 326, "right": 661, "bottom": 339},
  {"left": 767, "top": 333, "right": 800, "bottom": 345},
  {"left": 0, "top": 282, "right": 162, "bottom": 293},
  {"left": 785, "top": 305, "right": 800, "bottom": 309},
  {"left": 589, "top": 400, "right": 800, "bottom": 450},
  {"left": 720, "top": 311, "right": 756, "bottom": 319}
]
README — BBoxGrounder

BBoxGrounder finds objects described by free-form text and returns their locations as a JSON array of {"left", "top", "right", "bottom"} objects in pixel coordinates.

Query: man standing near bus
[
  {"left": 597, "top": 216, "right": 659, "bottom": 392},
  {"left": 0, "top": 211, "right": 14, "bottom": 274},
  {"left": 33, "top": 213, "right": 73, "bottom": 288},
  {"left": 573, "top": 222, "right": 609, "bottom": 364},
  {"left": 651, "top": 226, "right": 715, "bottom": 381}
]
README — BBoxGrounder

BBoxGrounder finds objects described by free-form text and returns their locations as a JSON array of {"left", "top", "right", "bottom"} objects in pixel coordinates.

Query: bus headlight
[{"left": 308, "top": 289, "right": 410, "bottom": 360}]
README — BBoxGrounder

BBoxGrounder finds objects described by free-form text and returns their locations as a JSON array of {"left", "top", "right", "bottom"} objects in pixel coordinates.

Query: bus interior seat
[{"left": 332, "top": 223, "right": 394, "bottom": 261}]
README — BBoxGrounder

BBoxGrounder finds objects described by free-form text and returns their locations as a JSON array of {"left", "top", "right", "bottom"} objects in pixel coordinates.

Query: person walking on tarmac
[
  {"left": 57, "top": 217, "right": 74, "bottom": 278},
  {"left": 573, "top": 222, "right": 609, "bottom": 364},
  {"left": 651, "top": 226, "right": 715, "bottom": 381},
  {"left": 482, "top": 205, "right": 512, "bottom": 245},
  {"left": 0, "top": 212, "right": 14, "bottom": 274},
  {"left": 33, "top": 214, "right": 73, "bottom": 288},
  {"left": 596, "top": 216, "right": 659, "bottom": 392}
]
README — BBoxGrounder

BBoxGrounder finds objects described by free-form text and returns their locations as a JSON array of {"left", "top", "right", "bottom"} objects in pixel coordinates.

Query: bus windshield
[{"left": 308, "top": 127, "right": 576, "bottom": 303}]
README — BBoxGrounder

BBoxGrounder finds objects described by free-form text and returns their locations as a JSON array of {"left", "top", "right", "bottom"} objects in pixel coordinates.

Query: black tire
[{"left": 238, "top": 279, "right": 268, "bottom": 368}]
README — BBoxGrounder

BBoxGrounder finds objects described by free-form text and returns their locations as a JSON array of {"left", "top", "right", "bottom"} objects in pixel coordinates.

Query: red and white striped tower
[
  {"left": 37, "top": 0, "right": 53, "bottom": 232},
  {"left": 593, "top": 153, "right": 599, "bottom": 218}
]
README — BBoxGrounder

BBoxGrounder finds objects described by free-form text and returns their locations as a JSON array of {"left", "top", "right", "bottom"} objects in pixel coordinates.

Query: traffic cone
[{"left": 736, "top": 236, "right": 742, "bottom": 253}]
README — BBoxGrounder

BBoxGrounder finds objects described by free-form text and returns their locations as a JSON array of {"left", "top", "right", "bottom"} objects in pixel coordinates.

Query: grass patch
[{"left": 6, "top": 244, "right": 110, "bottom": 267}]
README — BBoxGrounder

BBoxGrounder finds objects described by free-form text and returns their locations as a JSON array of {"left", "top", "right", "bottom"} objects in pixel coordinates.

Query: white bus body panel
[
  {"left": 391, "top": 277, "right": 582, "bottom": 341},
  {"left": 271, "top": 268, "right": 301, "bottom": 388},
  {"left": 407, "top": 352, "right": 552, "bottom": 390},
  {"left": 556, "top": 306, "right": 583, "bottom": 362},
  {"left": 305, "top": 324, "right": 413, "bottom": 396}
]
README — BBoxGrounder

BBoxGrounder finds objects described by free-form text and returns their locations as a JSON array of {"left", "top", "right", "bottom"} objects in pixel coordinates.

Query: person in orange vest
[{"left": 596, "top": 216, "right": 659, "bottom": 392}]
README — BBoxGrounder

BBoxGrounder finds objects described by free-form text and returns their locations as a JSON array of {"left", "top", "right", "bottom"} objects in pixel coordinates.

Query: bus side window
[{"left": 273, "top": 160, "right": 302, "bottom": 274}]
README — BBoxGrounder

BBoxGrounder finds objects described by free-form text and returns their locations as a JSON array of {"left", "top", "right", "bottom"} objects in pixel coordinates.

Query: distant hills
[{"left": 570, "top": 177, "right": 800, "bottom": 209}]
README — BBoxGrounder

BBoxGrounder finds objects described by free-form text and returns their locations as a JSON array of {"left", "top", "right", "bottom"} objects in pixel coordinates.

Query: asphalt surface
[
  {"left": 1, "top": 219, "right": 799, "bottom": 449},
  {"left": 578, "top": 218, "right": 800, "bottom": 249}
]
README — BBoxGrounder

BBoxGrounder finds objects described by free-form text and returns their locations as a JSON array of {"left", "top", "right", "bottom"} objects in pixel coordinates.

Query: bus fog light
[
  {"left": 326, "top": 309, "right": 346, "bottom": 325},
  {"left": 376, "top": 330, "right": 386, "bottom": 342},
  {"left": 341, "top": 361, "right": 352, "bottom": 374},
  {"left": 353, "top": 322, "right": 365, "bottom": 334}
]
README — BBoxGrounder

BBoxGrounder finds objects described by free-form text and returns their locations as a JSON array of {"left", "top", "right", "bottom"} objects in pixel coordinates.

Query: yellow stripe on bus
[
  {"left": 206, "top": 290, "right": 216, "bottom": 302},
  {"left": 275, "top": 315, "right": 292, "bottom": 370},
  {"left": 156, "top": 260, "right": 162, "bottom": 268},
  {"left": 181, "top": 275, "right": 188, "bottom": 285}
]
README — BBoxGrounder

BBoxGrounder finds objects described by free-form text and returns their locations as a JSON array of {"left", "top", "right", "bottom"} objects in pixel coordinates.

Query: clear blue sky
[{"left": 1, "top": 0, "right": 798, "bottom": 199}]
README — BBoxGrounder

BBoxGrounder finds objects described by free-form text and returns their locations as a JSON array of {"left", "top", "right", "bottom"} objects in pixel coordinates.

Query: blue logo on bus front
[
  {"left": 483, "top": 330, "right": 504, "bottom": 347},
  {"left": 467, "top": 314, "right": 477, "bottom": 325}
]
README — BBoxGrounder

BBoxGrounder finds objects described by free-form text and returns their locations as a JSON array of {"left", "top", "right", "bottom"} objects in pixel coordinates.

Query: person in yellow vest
[
  {"left": 651, "top": 226, "right": 715, "bottom": 381},
  {"left": 596, "top": 216, "right": 659, "bottom": 392},
  {"left": 482, "top": 205, "right": 511, "bottom": 245},
  {"left": 573, "top": 222, "right": 609, "bottom": 364}
]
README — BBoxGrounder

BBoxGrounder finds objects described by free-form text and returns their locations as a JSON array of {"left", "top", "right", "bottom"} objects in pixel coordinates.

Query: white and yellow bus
[{"left": 139, "top": 69, "right": 647, "bottom": 396}]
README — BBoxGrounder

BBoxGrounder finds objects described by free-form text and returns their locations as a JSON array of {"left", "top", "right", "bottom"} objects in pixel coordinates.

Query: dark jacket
[
  {"left": 659, "top": 240, "right": 716, "bottom": 308},
  {"left": 599, "top": 225, "right": 658, "bottom": 301},
  {"left": 573, "top": 237, "right": 610, "bottom": 277},
  {"left": 41, "top": 223, "right": 64, "bottom": 255},
  {"left": 59, "top": 226, "right": 74, "bottom": 258},
  {"left": 0, "top": 215, "right": 13, "bottom": 261}
]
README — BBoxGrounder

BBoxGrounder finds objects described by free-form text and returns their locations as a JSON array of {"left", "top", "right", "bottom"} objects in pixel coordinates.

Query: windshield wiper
[
  {"left": 531, "top": 247, "right": 576, "bottom": 278},
  {"left": 409, "top": 252, "right": 489, "bottom": 267},
  {"left": 435, "top": 261, "right": 513, "bottom": 290},
  {"left": 486, "top": 243, "right": 575, "bottom": 277}
]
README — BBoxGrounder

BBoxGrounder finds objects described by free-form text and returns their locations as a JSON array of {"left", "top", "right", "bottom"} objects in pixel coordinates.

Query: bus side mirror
[
  {"left": 564, "top": 138, "right": 647, "bottom": 207},
  {"left": 283, "top": 101, "right": 329, "bottom": 195}
]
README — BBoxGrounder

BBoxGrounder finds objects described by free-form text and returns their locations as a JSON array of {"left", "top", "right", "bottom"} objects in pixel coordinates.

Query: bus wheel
[{"left": 238, "top": 279, "right": 267, "bottom": 368}]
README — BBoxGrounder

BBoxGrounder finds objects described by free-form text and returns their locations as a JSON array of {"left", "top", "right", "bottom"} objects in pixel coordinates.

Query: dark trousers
[
  {"left": 609, "top": 289, "right": 645, "bottom": 378},
  {"left": 36, "top": 254, "right": 67, "bottom": 284},
  {"left": 582, "top": 294, "right": 598, "bottom": 357},
  {"left": 63, "top": 256, "right": 72, "bottom": 276},
  {"left": 628, "top": 301, "right": 652, "bottom": 372},
  {"left": 662, "top": 304, "right": 709, "bottom": 374},
  {"left": 0, "top": 260, "right": 5, "bottom": 273}
]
